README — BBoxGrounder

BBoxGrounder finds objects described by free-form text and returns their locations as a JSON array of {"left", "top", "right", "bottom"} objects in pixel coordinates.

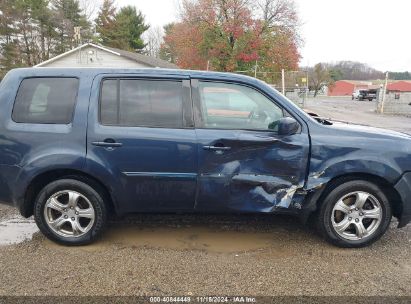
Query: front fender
[{"left": 306, "top": 159, "right": 402, "bottom": 190}]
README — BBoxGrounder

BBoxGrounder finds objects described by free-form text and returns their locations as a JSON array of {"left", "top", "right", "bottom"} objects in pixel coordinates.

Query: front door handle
[
  {"left": 92, "top": 139, "right": 123, "bottom": 148},
  {"left": 203, "top": 145, "right": 231, "bottom": 151}
]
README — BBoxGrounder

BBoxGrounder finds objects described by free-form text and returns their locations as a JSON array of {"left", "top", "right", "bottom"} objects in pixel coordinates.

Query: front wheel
[
  {"left": 34, "top": 179, "right": 108, "bottom": 246},
  {"left": 316, "top": 180, "right": 392, "bottom": 248}
]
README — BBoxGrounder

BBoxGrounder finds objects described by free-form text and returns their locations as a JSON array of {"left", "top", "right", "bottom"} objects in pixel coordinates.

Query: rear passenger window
[
  {"left": 100, "top": 79, "right": 184, "bottom": 128},
  {"left": 12, "top": 78, "right": 79, "bottom": 124}
]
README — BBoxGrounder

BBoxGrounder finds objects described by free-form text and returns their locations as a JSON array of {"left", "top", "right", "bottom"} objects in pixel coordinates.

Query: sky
[{"left": 113, "top": 0, "right": 411, "bottom": 72}]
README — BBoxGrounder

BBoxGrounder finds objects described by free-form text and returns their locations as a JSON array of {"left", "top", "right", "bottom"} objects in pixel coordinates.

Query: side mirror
[{"left": 278, "top": 117, "right": 300, "bottom": 136}]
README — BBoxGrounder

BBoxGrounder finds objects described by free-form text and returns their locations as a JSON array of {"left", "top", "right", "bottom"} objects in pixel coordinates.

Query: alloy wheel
[
  {"left": 331, "top": 191, "right": 382, "bottom": 241},
  {"left": 44, "top": 190, "right": 95, "bottom": 238}
]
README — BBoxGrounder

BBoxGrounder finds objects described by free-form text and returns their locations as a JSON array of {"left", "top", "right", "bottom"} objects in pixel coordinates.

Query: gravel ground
[
  {"left": 0, "top": 97, "right": 410, "bottom": 297},
  {"left": 0, "top": 204, "right": 18, "bottom": 220}
]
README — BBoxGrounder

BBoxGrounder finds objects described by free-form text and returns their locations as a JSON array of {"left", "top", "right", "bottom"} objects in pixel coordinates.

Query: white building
[{"left": 35, "top": 43, "right": 178, "bottom": 69}]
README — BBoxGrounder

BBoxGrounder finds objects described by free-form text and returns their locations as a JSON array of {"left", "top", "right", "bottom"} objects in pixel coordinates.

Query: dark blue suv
[{"left": 0, "top": 68, "right": 410, "bottom": 247}]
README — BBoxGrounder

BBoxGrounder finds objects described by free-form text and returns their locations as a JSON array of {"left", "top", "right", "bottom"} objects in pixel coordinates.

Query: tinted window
[
  {"left": 199, "top": 82, "right": 284, "bottom": 131},
  {"left": 100, "top": 79, "right": 118, "bottom": 125},
  {"left": 12, "top": 78, "right": 79, "bottom": 124},
  {"left": 100, "top": 79, "right": 184, "bottom": 128}
]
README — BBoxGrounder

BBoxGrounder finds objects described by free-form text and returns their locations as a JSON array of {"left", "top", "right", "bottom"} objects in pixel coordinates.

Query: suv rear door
[{"left": 86, "top": 74, "right": 197, "bottom": 213}]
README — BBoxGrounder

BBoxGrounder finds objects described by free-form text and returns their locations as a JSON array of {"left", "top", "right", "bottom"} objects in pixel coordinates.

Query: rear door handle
[
  {"left": 92, "top": 139, "right": 123, "bottom": 148},
  {"left": 203, "top": 145, "right": 231, "bottom": 151}
]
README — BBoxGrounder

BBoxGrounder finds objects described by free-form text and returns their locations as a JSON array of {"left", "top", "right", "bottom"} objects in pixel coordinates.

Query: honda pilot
[{"left": 0, "top": 68, "right": 410, "bottom": 247}]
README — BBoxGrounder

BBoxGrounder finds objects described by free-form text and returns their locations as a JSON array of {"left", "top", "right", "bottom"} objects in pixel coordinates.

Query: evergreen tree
[
  {"left": 110, "top": 6, "right": 149, "bottom": 52},
  {"left": 32, "top": 0, "right": 56, "bottom": 61},
  {"left": 95, "top": 0, "right": 117, "bottom": 46},
  {"left": 0, "top": 0, "right": 150, "bottom": 77},
  {"left": 51, "top": 0, "right": 90, "bottom": 53},
  {"left": 159, "top": 23, "right": 176, "bottom": 63}
]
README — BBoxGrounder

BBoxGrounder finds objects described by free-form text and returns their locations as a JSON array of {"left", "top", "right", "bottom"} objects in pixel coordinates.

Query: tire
[
  {"left": 34, "top": 179, "right": 108, "bottom": 246},
  {"left": 316, "top": 180, "right": 392, "bottom": 248}
]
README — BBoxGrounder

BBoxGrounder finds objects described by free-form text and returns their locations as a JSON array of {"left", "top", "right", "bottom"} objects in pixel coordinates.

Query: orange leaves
[{"left": 161, "top": 0, "right": 301, "bottom": 72}]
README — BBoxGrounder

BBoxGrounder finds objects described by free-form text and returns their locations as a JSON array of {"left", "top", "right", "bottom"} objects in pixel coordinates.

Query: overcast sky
[{"left": 114, "top": 0, "right": 411, "bottom": 72}]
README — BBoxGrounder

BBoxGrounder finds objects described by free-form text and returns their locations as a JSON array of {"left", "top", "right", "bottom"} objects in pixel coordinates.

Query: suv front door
[
  {"left": 192, "top": 80, "right": 310, "bottom": 212},
  {"left": 86, "top": 75, "right": 197, "bottom": 213}
]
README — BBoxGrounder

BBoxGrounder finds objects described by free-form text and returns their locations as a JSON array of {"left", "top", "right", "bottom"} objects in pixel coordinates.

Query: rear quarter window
[{"left": 12, "top": 77, "right": 79, "bottom": 124}]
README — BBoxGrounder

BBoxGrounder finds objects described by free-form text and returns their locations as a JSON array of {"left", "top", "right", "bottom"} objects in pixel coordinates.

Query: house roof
[
  {"left": 337, "top": 80, "right": 373, "bottom": 86},
  {"left": 35, "top": 43, "right": 178, "bottom": 69},
  {"left": 387, "top": 80, "right": 411, "bottom": 92},
  {"left": 102, "top": 45, "right": 178, "bottom": 69}
]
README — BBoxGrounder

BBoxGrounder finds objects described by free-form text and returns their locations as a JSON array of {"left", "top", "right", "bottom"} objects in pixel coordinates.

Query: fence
[{"left": 379, "top": 92, "right": 411, "bottom": 115}]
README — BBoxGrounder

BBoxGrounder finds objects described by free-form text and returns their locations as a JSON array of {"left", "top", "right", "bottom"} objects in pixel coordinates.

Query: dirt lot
[{"left": 0, "top": 97, "right": 410, "bottom": 297}]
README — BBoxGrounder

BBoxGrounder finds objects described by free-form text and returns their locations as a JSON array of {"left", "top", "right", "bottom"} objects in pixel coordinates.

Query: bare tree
[
  {"left": 143, "top": 26, "right": 164, "bottom": 58},
  {"left": 256, "top": 0, "right": 299, "bottom": 32},
  {"left": 310, "top": 63, "right": 334, "bottom": 97},
  {"left": 79, "top": 0, "right": 99, "bottom": 22}
]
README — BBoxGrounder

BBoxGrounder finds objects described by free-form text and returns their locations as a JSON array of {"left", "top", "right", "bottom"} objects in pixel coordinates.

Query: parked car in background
[
  {"left": 352, "top": 89, "right": 377, "bottom": 101},
  {"left": 0, "top": 68, "right": 410, "bottom": 248}
]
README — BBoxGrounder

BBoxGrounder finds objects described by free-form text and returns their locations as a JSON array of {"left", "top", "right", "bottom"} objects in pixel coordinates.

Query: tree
[
  {"left": 325, "top": 61, "right": 384, "bottom": 81},
  {"left": 143, "top": 26, "right": 164, "bottom": 58},
  {"left": 329, "top": 68, "right": 343, "bottom": 81},
  {"left": 159, "top": 23, "right": 178, "bottom": 63},
  {"left": 95, "top": 0, "right": 117, "bottom": 46},
  {"left": 0, "top": 2, "right": 19, "bottom": 76},
  {"left": 0, "top": 0, "right": 94, "bottom": 77},
  {"left": 51, "top": 0, "right": 90, "bottom": 53},
  {"left": 389, "top": 71, "right": 411, "bottom": 80},
  {"left": 109, "top": 6, "right": 149, "bottom": 52},
  {"left": 310, "top": 63, "right": 333, "bottom": 97},
  {"left": 0, "top": 0, "right": 55, "bottom": 69},
  {"left": 79, "top": 0, "right": 99, "bottom": 21},
  {"left": 161, "top": 0, "right": 301, "bottom": 73}
]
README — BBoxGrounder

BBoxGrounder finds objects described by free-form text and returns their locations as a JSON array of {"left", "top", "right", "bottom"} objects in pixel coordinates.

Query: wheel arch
[
  {"left": 20, "top": 169, "right": 117, "bottom": 218},
  {"left": 304, "top": 172, "right": 402, "bottom": 223}
]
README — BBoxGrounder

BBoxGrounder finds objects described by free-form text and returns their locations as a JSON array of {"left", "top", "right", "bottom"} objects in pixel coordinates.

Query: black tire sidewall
[
  {"left": 34, "top": 179, "right": 107, "bottom": 246},
  {"left": 319, "top": 180, "right": 392, "bottom": 248}
]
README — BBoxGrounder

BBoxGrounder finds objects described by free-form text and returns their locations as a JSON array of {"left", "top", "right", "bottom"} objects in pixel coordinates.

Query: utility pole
[
  {"left": 254, "top": 60, "right": 258, "bottom": 78},
  {"left": 281, "top": 69, "right": 285, "bottom": 95},
  {"left": 378, "top": 72, "right": 389, "bottom": 114}
]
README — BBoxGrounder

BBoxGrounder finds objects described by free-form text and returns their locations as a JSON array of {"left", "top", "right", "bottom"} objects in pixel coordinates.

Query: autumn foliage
[{"left": 161, "top": 0, "right": 301, "bottom": 73}]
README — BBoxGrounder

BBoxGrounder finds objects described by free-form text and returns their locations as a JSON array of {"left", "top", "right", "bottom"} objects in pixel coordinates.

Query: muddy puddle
[
  {"left": 0, "top": 213, "right": 297, "bottom": 255},
  {"left": 45, "top": 226, "right": 284, "bottom": 254},
  {"left": 0, "top": 217, "right": 39, "bottom": 245}
]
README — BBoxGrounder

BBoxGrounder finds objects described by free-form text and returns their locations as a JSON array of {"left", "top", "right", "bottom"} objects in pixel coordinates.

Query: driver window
[{"left": 198, "top": 82, "right": 284, "bottom": 131}]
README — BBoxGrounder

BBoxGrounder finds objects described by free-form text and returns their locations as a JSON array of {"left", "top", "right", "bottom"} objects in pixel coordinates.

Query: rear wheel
[
  {"left": 34, "top": 179, "right": 107, "bottom": 246},
  {"left": 317, "top": 180, "right": 392, "bottom": 248}
]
